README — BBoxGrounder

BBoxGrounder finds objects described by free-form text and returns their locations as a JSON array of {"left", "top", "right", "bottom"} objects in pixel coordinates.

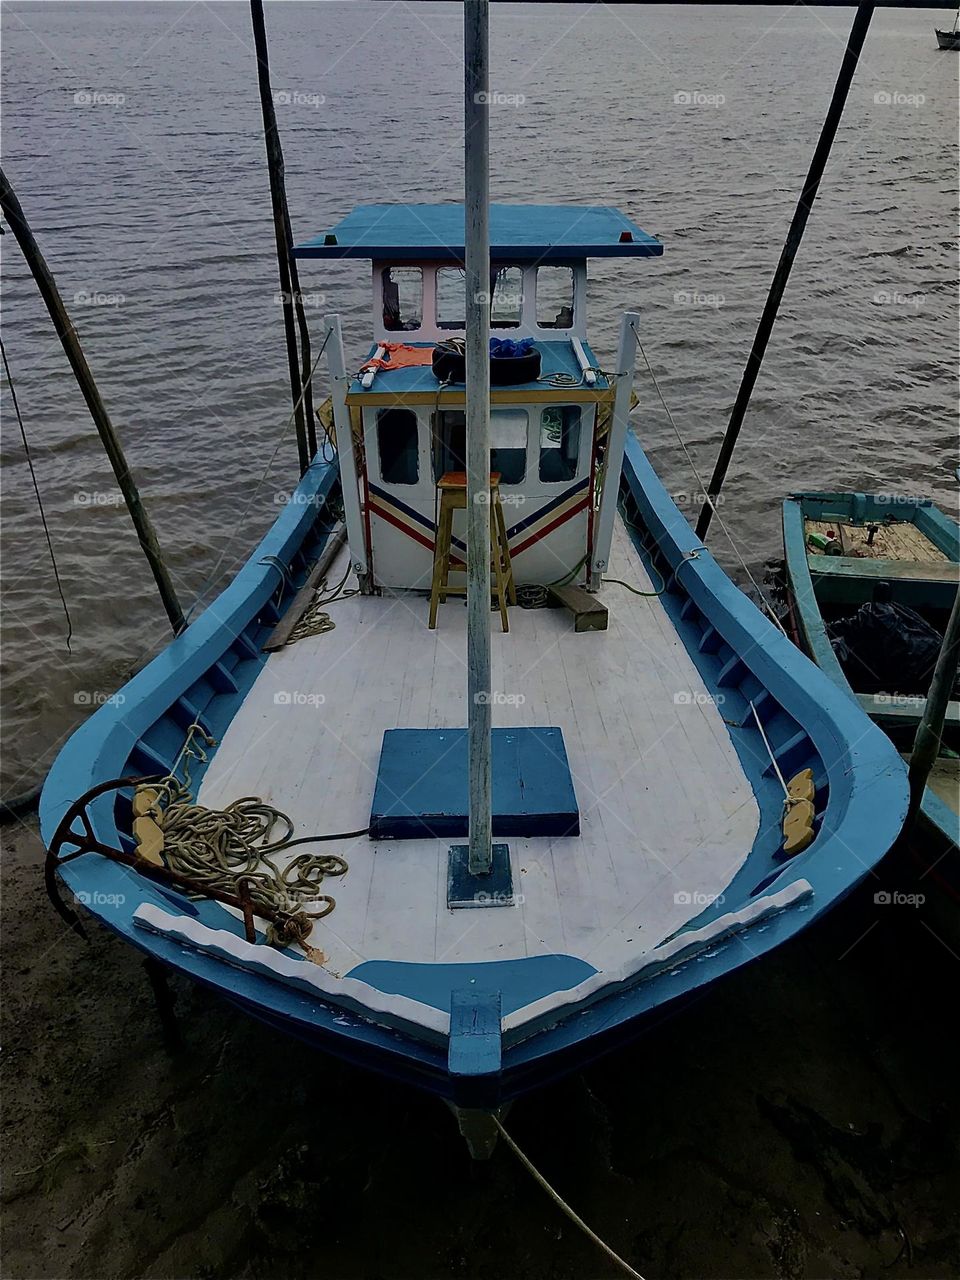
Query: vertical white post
[
  {"left": 324, "top": 313, "right": 370, "bottom": 584},
  {"left": 464, "top": 0, "right": 492, "bottom": 876},
  {"left": 590, "top": 311, "right": 639, "bottom": 591}
]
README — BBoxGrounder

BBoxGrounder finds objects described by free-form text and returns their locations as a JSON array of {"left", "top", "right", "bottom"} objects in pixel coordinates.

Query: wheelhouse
[{"left": 294, "top": 203, "right": 663, "bottom": 593}]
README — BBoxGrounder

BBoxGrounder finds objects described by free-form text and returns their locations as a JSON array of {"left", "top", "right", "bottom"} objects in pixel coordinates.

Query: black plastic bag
[{"left": 828, "top": 601, "right": 951, "bottom": 696}]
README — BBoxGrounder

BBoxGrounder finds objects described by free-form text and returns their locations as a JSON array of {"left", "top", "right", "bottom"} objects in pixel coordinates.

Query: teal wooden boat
[{"left": 782, "top": 491, "right": 960, "bottom": 881}]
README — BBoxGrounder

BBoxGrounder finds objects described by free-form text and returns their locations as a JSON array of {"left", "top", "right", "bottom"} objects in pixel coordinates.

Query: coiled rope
[{"left": 133, "top": 723, "right": 363, "bottom": 960}]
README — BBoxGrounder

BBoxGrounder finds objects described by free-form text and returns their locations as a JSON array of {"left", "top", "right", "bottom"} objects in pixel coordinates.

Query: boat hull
[{"left": 40, "top": 454, "right": 910, "bottom": 1105}]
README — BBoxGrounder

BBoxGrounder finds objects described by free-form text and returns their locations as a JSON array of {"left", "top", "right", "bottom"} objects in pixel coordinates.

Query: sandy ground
[{"left": 2, "top": 815, "right": 958, "bottom": 1280}]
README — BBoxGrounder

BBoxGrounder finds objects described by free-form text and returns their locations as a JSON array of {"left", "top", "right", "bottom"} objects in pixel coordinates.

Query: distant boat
[
  {"left": 782, "top": 491, "right": 959, "bottom": 889},
  {"left": 935, "top": 11, "right": 960, "bottom": 48}
]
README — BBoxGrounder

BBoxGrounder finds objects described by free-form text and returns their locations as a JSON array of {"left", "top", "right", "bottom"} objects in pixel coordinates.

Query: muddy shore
[{"left": 2, "top": 815, "right": 958, "bottom": 1280}]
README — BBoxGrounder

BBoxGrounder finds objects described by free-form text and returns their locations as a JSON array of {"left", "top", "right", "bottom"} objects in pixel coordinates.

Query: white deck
[{"left": 198, "top": 520, "right": 760, "bottom": 982}]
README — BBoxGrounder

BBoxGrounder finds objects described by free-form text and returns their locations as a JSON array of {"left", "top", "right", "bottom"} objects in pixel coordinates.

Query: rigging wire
[
  {"left": 630, "top": 322, "right": 787, "bottom": 636},
  {"left": 0, "top": 335, "right": 73, "bottom": 651},
  {"left": 184, "top": 325, "right": 332, "bottom": 624}
]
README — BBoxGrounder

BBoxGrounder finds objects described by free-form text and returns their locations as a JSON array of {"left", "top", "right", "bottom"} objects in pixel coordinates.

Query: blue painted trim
[
  {"left": 293, "top": 203, "right": 663, "bottom": 262},
  {"left": 449, "top": 990, "right": 502, "bottom": 1080}
]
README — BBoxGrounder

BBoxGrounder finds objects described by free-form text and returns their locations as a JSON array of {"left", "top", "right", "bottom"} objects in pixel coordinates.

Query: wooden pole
[
  {"left": 695, "top": 3, "right": 875, "bottom": 541},
  {"left": 906, "top": 587, "right": 960, "bottom": 829},
  {"left": 0, "top": 167, "right": 186, "bottom": 635},
  {"left": 283, "top": 203, "right": 317, "bottom": 457},
  {"left": 464, "top": 0, "right": 493, "bottom": 876},
  {"left": 249, "top": 0, "right": 311, "bottom": 475}
]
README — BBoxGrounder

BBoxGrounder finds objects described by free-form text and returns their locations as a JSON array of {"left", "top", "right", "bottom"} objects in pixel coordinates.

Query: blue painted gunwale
[
  {"left": 782, "top": 491, "right": 959, "bottom": 860},
  {"left": 293, "top": 203, "right": 664, "bottom": 262},
  {"left": 40, "top": 445, "right": 909, "bottom": 1108}
]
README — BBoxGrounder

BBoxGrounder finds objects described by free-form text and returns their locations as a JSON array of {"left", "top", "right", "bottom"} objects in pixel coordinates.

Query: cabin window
[
  {"left": 436, "top": 267, "right": 466, "bottom": 329},
  {"left": 490, "top": 266, "right": 523, "bottom": 328},
  {"left": 381, "top": 267, "right": 422, "bottom": 331},
  {"left": 377, "top": 408, "right": 419, "bottom": 485},
  {"left": 490, "top": 407, "right": 527, "bottom": 485},
  {"left": 536, "top": 266, "right": 574, "bottom": 329},
  {"left": 539, "top": 406, "right": 582, "bottom": 482}
]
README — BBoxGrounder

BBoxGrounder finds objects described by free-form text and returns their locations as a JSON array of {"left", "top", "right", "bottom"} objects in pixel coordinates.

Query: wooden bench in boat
[{"left": 809, "top": 555, "right": 959, "bottom": 608}]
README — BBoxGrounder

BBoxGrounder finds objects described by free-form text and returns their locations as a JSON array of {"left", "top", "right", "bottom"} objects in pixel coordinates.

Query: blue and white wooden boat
[
  {"left": 41, "top": 205, "right": 910, "bottom": 1154},
  {"left": 782, "top": 490, "right": 959, "bottom": 883}
]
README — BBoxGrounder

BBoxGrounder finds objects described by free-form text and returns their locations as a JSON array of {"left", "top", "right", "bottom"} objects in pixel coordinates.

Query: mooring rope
[
  {"left": 494, "top": 1117, "right": 646, "bottom": 1280},
  {"left": 286, "top": 558, "right": 358, "bottom": 645}
]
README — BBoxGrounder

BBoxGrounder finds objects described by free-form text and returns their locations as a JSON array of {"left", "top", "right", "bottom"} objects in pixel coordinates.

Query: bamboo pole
[
  {"left": 0, "top": 167, "right": 186, "bottom": 635},
  {"left": 464, "top": 0, "right": 493, "bottom": 876},
  {"left": 695, "top": 3, "right": 875, "bottom": 541},
  {"left": 906, "top": 587, "right": 960, "bottom": 830},
  {"left": 283, "top": 202, "right": 317, "bottom": 457},
  {"left": 249, "top": 0, "right": 311, "bottom": 475}
]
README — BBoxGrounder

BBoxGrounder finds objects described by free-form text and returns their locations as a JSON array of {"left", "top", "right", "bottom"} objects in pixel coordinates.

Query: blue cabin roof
[{"left": 293, "top": 204, "right": 663, "bottom": 262}]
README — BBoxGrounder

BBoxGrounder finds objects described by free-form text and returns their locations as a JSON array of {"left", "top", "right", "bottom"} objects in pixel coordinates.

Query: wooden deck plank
[{"left": 198, "top": 521, "right": 760, "bottom": 980}]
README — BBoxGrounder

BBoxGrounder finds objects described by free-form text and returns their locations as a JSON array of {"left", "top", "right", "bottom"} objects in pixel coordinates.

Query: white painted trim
[
  {"left": 324, "top": 314, "right": 369, "bottom": 577},
  {"left": 501, "top": 878, "right": 814, "bottom": 1038},
  {"left": 132, "top": 903, "right": 449, "bottom": 1042},
  {"left": 590, "top": 311, "right": 638, "bottom": 588}
]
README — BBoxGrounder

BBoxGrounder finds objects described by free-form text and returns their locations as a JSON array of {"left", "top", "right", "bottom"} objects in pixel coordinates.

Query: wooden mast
[
  {"left": 464, "top": 0, "right": 493, "bottom": 877},
  {"left": 906, "top": 587, "right": 960, "bottom": 829},
  {"left": 0, "top": 168, "right": 186, "bottom": 635}
]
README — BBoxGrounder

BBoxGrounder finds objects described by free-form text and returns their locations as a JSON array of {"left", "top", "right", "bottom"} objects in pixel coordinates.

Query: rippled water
[{"left": 2, "top": 1, "right": 957, "bottom": 796}]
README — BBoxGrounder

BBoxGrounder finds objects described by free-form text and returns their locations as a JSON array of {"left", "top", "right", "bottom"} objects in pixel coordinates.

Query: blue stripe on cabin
[{"left": 293, "top": 203, "right": 663, "bottom": 261}]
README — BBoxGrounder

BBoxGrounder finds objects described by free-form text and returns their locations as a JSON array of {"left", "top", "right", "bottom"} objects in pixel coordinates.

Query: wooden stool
[{"left": 429, "top": 471, "right": 516, "bottom": 631}]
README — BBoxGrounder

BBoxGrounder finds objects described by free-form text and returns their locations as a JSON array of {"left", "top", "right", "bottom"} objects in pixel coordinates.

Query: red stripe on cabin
[
  {"left": 510, "top": 495, "right": 590, "bottom": 557},
  {"left": 368, "top": 500, "right": 436, "bottom": 553}
]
